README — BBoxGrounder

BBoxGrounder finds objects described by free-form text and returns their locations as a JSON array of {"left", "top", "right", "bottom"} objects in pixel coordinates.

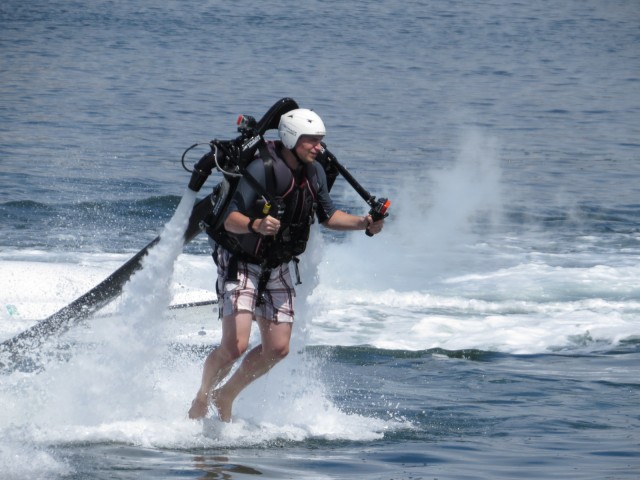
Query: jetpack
[
  {"left": 0, "top": 97, "right": 390, "bottom": 373},
  {"left": 0, "top": 98, "right": 298, "bottom": 372}
]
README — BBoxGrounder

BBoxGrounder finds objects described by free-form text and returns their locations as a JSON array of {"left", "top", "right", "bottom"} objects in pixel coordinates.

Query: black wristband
[{"left": 248, "top": 217, "right": 258, "bottom": 234}]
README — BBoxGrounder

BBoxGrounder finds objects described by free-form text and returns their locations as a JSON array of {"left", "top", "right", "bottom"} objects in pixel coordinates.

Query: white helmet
[{"left": 278, "top": 108, "right": 326, "bottom": 150}]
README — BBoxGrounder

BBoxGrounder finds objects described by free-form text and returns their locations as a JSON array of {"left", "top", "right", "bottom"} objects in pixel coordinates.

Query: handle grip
[{"left": 365, "top": 197, "right": 390, "bottom": 236}]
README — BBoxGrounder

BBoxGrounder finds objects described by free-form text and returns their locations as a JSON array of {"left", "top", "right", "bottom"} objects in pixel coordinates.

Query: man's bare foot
[
  {"left": 211, "top": 389, "right": 233, "bottom": 423},
  {"left": 188, "top": 396, "right": 209, "bottom": 419}
]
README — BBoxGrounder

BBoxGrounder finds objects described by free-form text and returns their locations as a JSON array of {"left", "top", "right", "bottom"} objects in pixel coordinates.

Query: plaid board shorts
[{"left": 215, "top": 247, "right": 296, "bottom": 323}]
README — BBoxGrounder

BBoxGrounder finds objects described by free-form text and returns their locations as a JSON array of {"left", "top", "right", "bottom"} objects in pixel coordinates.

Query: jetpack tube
[
  {"left": 318, "top": 144, "right": 391, "bottom": 236},
  {"left": 0, "top": 196, "right": 214, "bottom": 372}
]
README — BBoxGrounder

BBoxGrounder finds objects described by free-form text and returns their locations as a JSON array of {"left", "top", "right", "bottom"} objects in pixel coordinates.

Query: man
[{"left": 188, "top": 108, "right": 384, "bottom": 422}]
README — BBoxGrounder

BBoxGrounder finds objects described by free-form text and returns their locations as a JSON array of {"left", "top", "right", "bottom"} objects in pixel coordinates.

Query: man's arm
[
  {"left": 322, "top": 210, "right": 384, "bottom": 235},
  {"left": 225, "top": 211, "right": 281, "bottom": 236}
]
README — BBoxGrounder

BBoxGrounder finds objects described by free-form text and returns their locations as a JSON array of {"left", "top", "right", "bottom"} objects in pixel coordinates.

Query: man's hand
[
  {"left": 255, "top": 215, "right": 281, "bottom": 236},
  {"left": 365, "top": 215, "right": 384, "bottom": 236}
]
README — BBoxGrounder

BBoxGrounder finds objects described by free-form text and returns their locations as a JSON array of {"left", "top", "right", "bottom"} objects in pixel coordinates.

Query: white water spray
[
  {"left": 66, "top": 188, "right": 199, "bottom": 419},
  {"left": 0, "top": 182, "right": 406, "bottom": 470},
  {"left": 318, "top": 129, "right": 504, "bottom": 291},
  {"left": 304, "top": 130, "right": 506, "bottom": 350},
  {"left": 200, "top": 225, "right": 395, "bottom": 442},
  {"left": 5, "top": 191, "right": 195, "bottom": 429},
  {"left": 0, "top": 189, "right": 197, "bottom": 455}
]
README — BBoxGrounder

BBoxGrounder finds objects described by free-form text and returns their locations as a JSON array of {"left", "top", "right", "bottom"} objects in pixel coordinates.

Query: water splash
[
  {"left": 0, "top": 186, "right": 399, "bottom": 476},
  {"left": 318, "top": 128, "right": 504, "bottom": 291},
  {"left": 189, "top": 226, "right": 398, "bottom": 445},
  {"left": 0, "top": 188, "right": 197, "bottom": 474},
  {"left": 71, "top": 188, "right": 199, "bottom": 418}
]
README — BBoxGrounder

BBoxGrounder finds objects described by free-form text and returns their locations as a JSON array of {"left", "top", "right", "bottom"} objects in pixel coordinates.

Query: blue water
[{"left": 1, "top": 0, "right": 640, "bottom": 478}]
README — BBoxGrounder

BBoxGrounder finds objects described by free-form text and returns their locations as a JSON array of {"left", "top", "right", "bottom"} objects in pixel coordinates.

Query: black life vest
[
  {"left": 210, "top": 145, "right": 319, "bottom": 268},
  {"left": 262, "top": 167, "right": 317, "bottom": 266}
]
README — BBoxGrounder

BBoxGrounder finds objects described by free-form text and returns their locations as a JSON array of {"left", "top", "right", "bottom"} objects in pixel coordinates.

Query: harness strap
[
  {"left": 292, "top": 257, "right": 301, "bottom": 285},
  {"left": 238, "top": 140, "right": 279, "bottom": 212},
  {"left": 258, "top": 141, "right": 277, "bottom": 198},
  {"left": 218, "top": 245, "right": 272, "bottom": 305},
  {"left": 255, "top": 264, "right": 272, "bottom": 306},
  {"left": 256, "top": 257, "right": 301, "bottom": 306}
]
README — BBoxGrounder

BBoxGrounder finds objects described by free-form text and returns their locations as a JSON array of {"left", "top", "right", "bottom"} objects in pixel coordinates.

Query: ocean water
[{"left": 1, "top": 0, "right": 640, "bottom": 478}]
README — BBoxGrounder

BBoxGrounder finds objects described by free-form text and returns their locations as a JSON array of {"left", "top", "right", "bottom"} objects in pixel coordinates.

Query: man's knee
[
  {"left": 266, "top": 343, "right": 290, "bottom": 361},
  {"left": 220, "top": 339, "right": 249, "bottom": 362},
  {"left": 219, "top": 312, "right": 253, "bottom": 360}
]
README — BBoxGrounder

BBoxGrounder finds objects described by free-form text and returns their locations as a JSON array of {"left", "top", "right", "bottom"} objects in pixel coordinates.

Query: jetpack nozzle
[{"left": 188, "top": 148, "right": 218, "bottom": 192}]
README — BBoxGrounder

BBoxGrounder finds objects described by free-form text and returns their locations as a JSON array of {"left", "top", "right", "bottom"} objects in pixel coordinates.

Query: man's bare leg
[
  {"left": 188, "top": 312, "right": 253, "bottom": 419},
  {"left": 212, "top": 316, "right": 292, "bottom": 422}
]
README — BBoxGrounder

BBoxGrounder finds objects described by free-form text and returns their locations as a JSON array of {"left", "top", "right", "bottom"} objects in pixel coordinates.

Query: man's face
[{"left": 294, "top": 135, "right": 324, "bottom": 163}]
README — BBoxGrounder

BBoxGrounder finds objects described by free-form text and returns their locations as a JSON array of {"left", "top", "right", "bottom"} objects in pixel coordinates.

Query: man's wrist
[{"left": 248, "top": 217, "right": 258, "bottom": 234}]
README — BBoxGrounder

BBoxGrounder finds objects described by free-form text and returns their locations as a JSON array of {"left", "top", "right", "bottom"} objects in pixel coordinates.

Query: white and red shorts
[{"left": 216, "top": 248, "right": 296, "bottom": 323}]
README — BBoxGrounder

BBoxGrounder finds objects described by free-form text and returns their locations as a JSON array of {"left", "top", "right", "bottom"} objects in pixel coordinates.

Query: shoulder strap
[
  {"left": 255, "top": 140, "right": 284, "bottom": 218},
  {"left": 258, "top": 141, "right": 277, "bottom": 198},
  {"left": 239, "top": 140, "right": 279, "bottom": 213}
]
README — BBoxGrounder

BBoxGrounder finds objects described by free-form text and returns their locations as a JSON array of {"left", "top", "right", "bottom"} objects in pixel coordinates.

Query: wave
[
  {"left": 503, "top": 203, "right": 640, "bottom": 234},
  {"left": 311, "top": 344, "right": 496, "bottom": 362},
  {"left": 0, "top": 195, "right": 182, "bottom": 218},
  {"left": 3, "top": 196, "right": 640, "bottom": 250},
  {"left": 308, "top": 342, "right": 640, "bottom": 363},
  {"left": 0, "top": 195, "right": 212, "bottom": 253}
]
